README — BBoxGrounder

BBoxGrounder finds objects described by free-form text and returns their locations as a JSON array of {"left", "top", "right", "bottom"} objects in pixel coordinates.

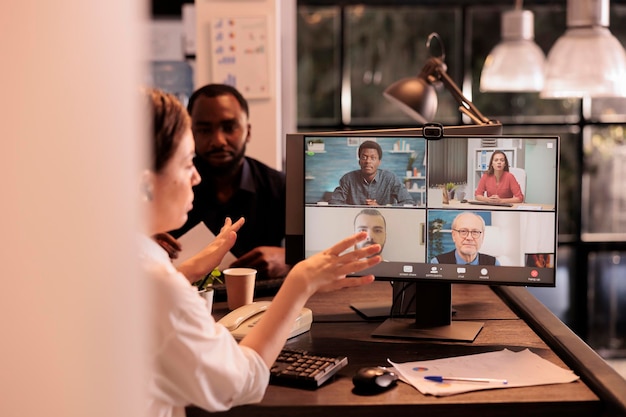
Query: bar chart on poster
[{"left": 209, "top": 15, "right": 270, "bottom": 99}]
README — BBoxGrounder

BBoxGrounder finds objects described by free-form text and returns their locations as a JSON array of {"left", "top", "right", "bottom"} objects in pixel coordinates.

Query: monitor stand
[
  {"left": 350, "top": 302, "right": 394, "bottom": 320},
  {"left": 371, "top": 282, "right": 483, "bottom": 342},
  {"left": 350, "top": 281, "right": 417, "bottom": 319}
]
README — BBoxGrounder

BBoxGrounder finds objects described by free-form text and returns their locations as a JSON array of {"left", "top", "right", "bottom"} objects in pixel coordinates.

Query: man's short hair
[
  {"left": 354, "top": 208, "right": 386, "bottom": 228},
  {"left": 358, "top": 140, "right": 383, "bottom": 160},
  {"left": 187, "top": 83, "right": 249, "bottom": 117}
]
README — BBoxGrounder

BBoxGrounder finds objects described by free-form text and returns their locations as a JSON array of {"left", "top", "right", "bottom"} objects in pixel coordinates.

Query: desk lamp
[
  {"left": 542, "top": 0, "right": 626, "bottom": 98},
  {"left": 384, "top": 33, "right": 499, "bottom": 126}
]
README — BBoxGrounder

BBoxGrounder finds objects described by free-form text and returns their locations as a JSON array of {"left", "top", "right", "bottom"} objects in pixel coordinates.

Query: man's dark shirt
[
  {"left": 170, "top": 156, "right": 286, "bottom": 258},
  {"left": 434, "top": 250, "right": 497, "bottom": 265},
  {"left": 328, "top": 169, "right": 414, "bottom": 205}
]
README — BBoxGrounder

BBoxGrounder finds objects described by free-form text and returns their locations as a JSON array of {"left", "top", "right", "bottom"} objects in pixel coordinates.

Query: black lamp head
[
  {"left": 384, "top": 33, "right": 496, "bottom": 126},
  {"left": 383, "top": 57, "right": 448, "bottom": 124}
]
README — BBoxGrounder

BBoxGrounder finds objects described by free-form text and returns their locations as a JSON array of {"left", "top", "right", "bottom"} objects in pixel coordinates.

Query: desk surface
[
  {"left": 188, "top": 282, "right": 626, "bottom": 417},
  {"left": 445, "top": 199, "right": 555, "bottom": 211}
]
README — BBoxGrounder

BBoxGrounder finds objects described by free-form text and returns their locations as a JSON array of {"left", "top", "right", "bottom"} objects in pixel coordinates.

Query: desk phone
[{"left": 217, "top": 300, "right": 313, "bottom": 340}]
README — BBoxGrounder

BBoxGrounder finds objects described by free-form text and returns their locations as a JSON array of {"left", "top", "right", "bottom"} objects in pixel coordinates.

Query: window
[{"left": 297, "top": 0, "right": 626, "bottom": 354}]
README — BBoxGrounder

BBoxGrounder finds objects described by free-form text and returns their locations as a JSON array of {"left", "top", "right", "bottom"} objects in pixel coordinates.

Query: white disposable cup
[
  {"left": 198, "top": 287, "right": 214, "bottom": 313},
  {"left": 223, "top": 268, "right": 257, "bottom": 310}
]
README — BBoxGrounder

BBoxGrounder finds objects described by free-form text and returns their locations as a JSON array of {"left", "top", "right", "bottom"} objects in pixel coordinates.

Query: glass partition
[
  {"left": 296, "top": 0, "right": 626, "bottom": 355},
  {"left": 582, "top": 125, "right": 626, "bottom": 241},
  {"left": 344, "top": 5, "right": 461, "bottom": 125},
  {"left": 297, "top": 6, "right": 342, "bottom": 127}
]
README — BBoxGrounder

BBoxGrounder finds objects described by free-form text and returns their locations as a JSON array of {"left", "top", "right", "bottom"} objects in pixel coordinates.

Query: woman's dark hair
[
  {"left": 487, "top": 150, "right": 510, "bottom": 176},
  {"left": 186, "top": 83, "right": 249, "bottom": 118},
  {"left": 148, "top": 88, "right": 190, "bottom": 173}
]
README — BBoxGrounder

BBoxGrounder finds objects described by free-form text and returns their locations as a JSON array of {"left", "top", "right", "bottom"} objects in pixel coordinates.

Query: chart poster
[{"left": 209, "top": 16, "right": 270, "bottom": 99}]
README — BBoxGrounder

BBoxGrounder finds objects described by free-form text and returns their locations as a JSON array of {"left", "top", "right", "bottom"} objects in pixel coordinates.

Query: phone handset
[
  {"left": 217, "top": 300, "right": 313, "bottom": 340},
  {"left": 218, "top": 301, "right": 272, "bottom": 331}
]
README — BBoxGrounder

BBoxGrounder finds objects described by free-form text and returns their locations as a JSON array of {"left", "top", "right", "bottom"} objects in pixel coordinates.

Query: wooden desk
[
  {"left": 187, "top": 282, "right": 626, "bottom": 417},
  {"left": 445, "top": 199, "right": 555, "bottom": 211}
]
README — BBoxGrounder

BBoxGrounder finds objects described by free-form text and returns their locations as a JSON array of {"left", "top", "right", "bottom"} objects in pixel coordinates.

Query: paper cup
[
  {"left": 198, "top": 287, "right": 214, "bottom": 313},
  {"left": 224, "top": 268, "right": 257, "bottom": 310}
]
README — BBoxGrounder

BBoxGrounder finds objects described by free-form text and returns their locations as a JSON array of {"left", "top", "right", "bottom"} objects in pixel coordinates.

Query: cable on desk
[{"left": 389, "top": 281, "right": 417, "bottom": 318}]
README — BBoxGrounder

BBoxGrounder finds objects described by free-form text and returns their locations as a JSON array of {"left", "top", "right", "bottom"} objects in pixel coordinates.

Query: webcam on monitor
[{"left": 422, "top": 122, "right": 444, "bottom": 139}]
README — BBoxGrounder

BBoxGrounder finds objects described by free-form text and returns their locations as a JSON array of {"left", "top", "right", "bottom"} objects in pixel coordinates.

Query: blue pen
[{"left": 425, "top": 375, "right": 508, "bottom": 384}]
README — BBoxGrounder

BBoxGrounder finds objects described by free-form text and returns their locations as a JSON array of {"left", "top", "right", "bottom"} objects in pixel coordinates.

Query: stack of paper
[
  {"left": 172, "top": 223, "right": 236, "bottom": 271},
  {"left": 389, "top": 348, "right": 579, "bottom": 396}
]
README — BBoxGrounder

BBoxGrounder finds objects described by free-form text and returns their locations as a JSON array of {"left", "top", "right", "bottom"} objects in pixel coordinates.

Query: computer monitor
[{"left": 285, "top": 127, "right": 559, "bottom": 342}]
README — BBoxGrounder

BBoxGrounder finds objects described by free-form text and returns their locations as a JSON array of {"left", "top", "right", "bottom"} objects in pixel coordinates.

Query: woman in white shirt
[{"left": 140, "top": 89, "right": 382, "bottom": 417}]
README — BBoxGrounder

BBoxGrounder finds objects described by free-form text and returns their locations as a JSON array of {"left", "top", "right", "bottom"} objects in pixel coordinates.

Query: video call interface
[{"left": 302, "top": 134, "right": 559, "bottom": 287}]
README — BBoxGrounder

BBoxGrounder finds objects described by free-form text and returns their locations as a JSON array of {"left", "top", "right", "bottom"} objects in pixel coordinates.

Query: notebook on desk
[{"left": 467, "top": 200, "right": 514, "bottom": 207}]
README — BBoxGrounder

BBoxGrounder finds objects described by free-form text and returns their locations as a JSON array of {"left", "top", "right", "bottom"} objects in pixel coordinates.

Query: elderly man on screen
[
  {"left": 328, "top": 140, "right": 414, "bottom": 206},
  {"left": 430, "top": 212, "right": 501, "bottom": 266}
]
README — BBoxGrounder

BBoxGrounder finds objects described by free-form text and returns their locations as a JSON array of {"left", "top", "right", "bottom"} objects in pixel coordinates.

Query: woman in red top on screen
[{"left": 474, "top": 150, "right": 524, "bottom": 204}]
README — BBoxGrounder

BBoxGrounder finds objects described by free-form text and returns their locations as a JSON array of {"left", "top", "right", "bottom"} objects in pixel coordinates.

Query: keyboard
[
  {"left": 269, "top": 348, "right": 348, "bottom": 389},
  {"left": 467, "top": 200, "right": 513, "bottom": 207}
]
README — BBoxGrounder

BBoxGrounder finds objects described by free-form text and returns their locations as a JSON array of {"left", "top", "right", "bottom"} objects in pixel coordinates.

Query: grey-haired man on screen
[{"left": 431, "top": 212, "right": 500, "bottom": 266}]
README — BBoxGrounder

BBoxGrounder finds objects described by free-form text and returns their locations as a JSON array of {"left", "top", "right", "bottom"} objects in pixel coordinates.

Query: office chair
[{"left": 509, "top": 167, "right": 526, "bottom": 200}]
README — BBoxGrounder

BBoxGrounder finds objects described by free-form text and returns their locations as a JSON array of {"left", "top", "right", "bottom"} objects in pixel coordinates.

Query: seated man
[
  {"left": 328, "top": 140, "right": 414, "bottom": 206},
  {"left": 166, "top": 84, "right": 290, "bottom": 280},
  {"left": 430, "top": 212, "right": 501, "bottom": 265}
]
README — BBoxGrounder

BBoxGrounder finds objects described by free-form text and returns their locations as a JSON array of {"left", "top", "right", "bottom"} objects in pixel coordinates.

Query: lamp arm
[
  {"left": 436, "top": 68, "right": 492, "bottom": 125},
  {"left": 459, "top": 105, "right": 488, "bottom": 125}
]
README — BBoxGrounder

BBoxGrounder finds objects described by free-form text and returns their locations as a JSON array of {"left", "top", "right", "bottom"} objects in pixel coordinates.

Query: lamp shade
[
  {"left": 480, "top": 9, "right": 546, "bottom": 92},
  {"left": 541, "top": 0, "right": 626, "bottom": 98},
  {"left": 384, "top": 35, "right": 496, "bottom": 126},
  {"left": 383, "top": 76, "right": 438, "bottom": 123}
]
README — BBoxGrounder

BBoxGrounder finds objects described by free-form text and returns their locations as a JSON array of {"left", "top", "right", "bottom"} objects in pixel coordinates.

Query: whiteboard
[{"left": 209, "top": 16, "right": 270, "bottom": 99}]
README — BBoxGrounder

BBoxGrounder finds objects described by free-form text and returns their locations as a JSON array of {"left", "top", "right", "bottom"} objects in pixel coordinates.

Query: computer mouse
[{"left": 352, "top": 366, "right": 398, "bottom": 393}]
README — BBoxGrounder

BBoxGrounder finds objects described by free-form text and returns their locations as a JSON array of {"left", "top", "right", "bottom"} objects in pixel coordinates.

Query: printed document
[
  {"left": 172, "top": 223, "right": 237, "bottom": 271},
  {"left": 389, "top": 348, "right": 579, "bottom": 396}
]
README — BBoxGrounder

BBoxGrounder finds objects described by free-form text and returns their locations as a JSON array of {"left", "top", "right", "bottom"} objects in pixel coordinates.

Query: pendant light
[
  {"left": 541, "top": 0, "right": 626, "bottom": 98},
  {"left": 480, "top": 1, "right": 546, "bottom": 92}
]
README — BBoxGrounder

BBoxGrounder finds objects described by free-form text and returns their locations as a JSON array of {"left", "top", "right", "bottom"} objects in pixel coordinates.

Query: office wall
[
  {"left": 0, "top": 2, "right": 146, "bottom": 416},
  {"left": 194, "top": 0, "right": 296, "bottom": 171}
]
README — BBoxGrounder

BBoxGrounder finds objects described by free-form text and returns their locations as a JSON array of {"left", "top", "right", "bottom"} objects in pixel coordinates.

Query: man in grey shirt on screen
[{"left": 328, "top": 140, "right": 414, "bottom": 206}]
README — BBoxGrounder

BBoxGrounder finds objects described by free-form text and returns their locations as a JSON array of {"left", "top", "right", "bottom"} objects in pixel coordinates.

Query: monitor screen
[{"left": 285, "top": 129, "right": 559, "bottom": 341}]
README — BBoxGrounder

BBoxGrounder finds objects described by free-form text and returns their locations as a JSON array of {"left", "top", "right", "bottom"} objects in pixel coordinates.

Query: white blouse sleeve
[{"left": 144, "top": 239, "right": 269, "bottom": 414}]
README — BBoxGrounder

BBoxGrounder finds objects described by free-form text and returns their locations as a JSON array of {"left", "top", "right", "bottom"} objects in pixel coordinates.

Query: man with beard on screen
[
  {"left": 353, "top": 208, "right": 386, "bottom": 259},
  {"left": 161, "top": 84, "right": 290, "bottom": 281}
]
